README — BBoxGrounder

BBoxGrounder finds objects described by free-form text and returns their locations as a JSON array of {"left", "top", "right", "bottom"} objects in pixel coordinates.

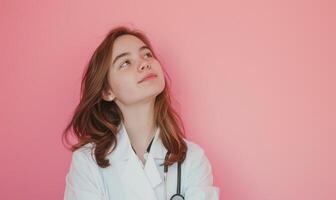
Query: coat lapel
[
  {"left": 108, "top": 121, "right": 167, "bottom": 200},
  {"left": 143, "top": 128, "right": 166, "bottom": 189},
  {"left": 120, "top": 145, "right": 157, "bottom": 200}
]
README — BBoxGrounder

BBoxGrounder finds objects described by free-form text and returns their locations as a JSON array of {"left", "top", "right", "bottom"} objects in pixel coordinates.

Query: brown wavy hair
[{"left": 62, "top": 26, "right": 187, "bottom": 168}]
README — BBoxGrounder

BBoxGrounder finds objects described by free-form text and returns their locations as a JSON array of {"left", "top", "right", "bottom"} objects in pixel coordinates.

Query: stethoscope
[
  {"left": 163, "top": 152, "right": 184, "bottom": 200},
  {"left": 132, "top": 137, "right": 185, "bottom": 200}
]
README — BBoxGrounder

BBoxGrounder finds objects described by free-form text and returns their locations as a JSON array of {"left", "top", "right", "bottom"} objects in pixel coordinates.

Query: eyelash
[{"left": 119, "top": 52, "right": 153, "bottom": 68}]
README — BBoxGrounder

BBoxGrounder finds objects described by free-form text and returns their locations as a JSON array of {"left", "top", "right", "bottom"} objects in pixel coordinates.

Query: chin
[{"left": 139, "top": 85, "right": 164, "bottom": 102}]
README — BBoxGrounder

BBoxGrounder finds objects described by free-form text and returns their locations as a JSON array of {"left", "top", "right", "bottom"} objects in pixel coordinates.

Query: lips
[{"left": 138, "top": 73, "right": 157, "bottom": 83}]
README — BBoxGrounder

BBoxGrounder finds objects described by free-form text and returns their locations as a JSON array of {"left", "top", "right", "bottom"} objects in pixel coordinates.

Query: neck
[{"left": 118, "top": 99, "right": 156, "bottom": 155}]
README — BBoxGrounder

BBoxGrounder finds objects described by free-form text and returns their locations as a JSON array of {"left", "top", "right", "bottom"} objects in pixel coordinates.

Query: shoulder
[
  {"left": 181, "top": 139, "right": 220, "bottom": 199},
  {"left": 72, "top": 142, "right": 94, "bottom": 157},
  {"left": 183, "top": 138, "right": 207, "bottom": 161},
  {"left": 65, "top": 143, "right": 107, "bottom": 199},
  {"left": 71, "top": 143, "right": 97, "bottom": 167},
  {"left": 182, "top": 138, "right": 213, "bottom": 173},
  {"left": 181, "top": 138, "right": 216, "bottom": 188},
  {"left": 67, "top": 143, "right": 102, "bottom": 183}
]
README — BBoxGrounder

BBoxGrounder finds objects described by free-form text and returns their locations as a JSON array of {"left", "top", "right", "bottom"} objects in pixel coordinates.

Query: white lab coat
[{"left": 64, "top": 121, "right": 220, "bottom": 200}]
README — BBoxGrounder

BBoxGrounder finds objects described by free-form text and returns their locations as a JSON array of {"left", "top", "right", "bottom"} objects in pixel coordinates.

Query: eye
[
  {"left": 120, "top": 60, "right": 130, "bottom": 68},
  {"left": 144, "top": 52, "right": 153, "bottom": 58}
]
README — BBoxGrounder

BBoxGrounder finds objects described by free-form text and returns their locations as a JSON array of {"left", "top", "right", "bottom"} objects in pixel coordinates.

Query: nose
[{"left": 138, "top": 61, "right": 151, "bottom": 71}]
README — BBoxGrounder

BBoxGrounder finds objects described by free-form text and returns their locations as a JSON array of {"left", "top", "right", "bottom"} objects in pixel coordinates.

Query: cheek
[
  {"left": 109, "top": 73, "right": 147, "bottom": 104},
  {"left": 158, "top": 68, "right": 166, "bottom": 87},
  {"left": 110, "top": 76, "right": 136, "bottom": 97},
  {"left": 152, "top": 61, "right": 164, "bottom": 77},
  {"left": 151, "top": 63, "right": 166, "bottom": 91}
]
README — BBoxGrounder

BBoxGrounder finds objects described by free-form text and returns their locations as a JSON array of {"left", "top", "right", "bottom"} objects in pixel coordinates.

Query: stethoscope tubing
[{"left": 164, "top": 152, "right": 184, "bottom": 200}]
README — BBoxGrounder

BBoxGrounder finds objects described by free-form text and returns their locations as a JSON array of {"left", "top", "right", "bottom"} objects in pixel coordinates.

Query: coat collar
[{"left": 105, "top": 121, "right": 167, "bottom": 199}]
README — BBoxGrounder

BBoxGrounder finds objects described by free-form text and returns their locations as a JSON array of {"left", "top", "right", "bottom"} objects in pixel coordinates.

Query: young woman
[{"left": 63, "top": 26, "right": 219, "bottom": 200}]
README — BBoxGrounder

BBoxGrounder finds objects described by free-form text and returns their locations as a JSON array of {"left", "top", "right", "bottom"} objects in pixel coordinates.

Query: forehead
[{"left": 112, "top": 34, "right": 146, "bottom": 55}]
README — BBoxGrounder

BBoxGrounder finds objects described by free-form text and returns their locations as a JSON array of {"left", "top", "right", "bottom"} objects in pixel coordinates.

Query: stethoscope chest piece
[{"left": 170, "top": 194, "right": 185, "bottom": 200}]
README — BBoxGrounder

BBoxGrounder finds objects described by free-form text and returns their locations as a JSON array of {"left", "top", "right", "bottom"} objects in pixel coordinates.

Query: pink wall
[{"left": 1, "top": 0, "right": 335, "bottom": 199}]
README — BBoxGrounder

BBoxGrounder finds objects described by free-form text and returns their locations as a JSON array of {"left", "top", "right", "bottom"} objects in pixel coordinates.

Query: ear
[{"left": 101, "top": 88, "right": 116, "bottom": 102}]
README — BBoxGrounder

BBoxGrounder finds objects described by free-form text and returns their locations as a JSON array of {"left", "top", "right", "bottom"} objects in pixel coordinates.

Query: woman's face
[{"left": 103, "top": 34, "right": 165, "bottom": 106}]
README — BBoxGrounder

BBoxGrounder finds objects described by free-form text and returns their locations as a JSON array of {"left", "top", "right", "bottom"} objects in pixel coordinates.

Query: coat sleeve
[
  {"left": 64, "top": 148, "right": 105, "bottom": 200},
  {"left": 183, "top": 142, "right": 220, "bottom": 200}
]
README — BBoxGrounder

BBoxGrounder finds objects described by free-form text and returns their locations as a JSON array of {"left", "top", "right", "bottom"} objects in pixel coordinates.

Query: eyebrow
[{"left": 112, "top": 45, "right": 150, "bottom": 65}]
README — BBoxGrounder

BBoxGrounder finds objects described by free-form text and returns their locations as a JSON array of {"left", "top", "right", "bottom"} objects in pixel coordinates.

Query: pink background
[{"left": 1, "top": 0, "right": 335, "bottom": 199}]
